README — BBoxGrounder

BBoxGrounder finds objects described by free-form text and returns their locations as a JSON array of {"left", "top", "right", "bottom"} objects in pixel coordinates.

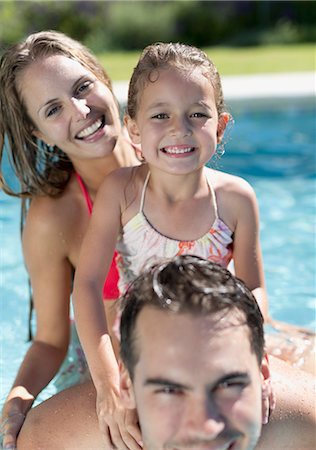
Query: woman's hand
[{"left": 96, "top": 387, "right": 143, "bottom": 450}]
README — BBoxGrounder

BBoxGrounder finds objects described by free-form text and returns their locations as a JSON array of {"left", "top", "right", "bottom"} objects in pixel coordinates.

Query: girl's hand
[
  {"left": 1, "top": 411, "right": 26, "bottom": 449},
  {"left": 96, "top": 388, "right": 143, "bottom": 450}
]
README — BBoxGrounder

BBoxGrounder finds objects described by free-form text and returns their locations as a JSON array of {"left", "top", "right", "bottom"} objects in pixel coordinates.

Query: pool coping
[{"left": 113, "top": 71, "right": 316, "bottom": 105}]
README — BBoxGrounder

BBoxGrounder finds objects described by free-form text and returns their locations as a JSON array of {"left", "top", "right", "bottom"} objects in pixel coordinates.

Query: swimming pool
[{"left": 1, "top": 95, "right": 315, "bottom": 408}]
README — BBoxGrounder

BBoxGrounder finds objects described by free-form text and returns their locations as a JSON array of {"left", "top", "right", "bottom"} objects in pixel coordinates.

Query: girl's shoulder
[
  {"left": 206, "top": 168, "right": 258, "bottom": 228},
  {"left": 206, "top": 168, "right": 256, "bottom": 199},
  {"left": 98, "top": 164, "right": 147, "bottom": 196}
]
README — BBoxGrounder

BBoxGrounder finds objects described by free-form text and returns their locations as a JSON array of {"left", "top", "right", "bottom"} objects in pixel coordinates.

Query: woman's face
[{"left": 17, "top": 54, "right": 122, "bottom": 162}]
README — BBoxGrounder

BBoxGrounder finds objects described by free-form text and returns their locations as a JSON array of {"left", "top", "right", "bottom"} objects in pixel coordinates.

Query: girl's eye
[
  {"left": 191, "top": 112, "right": 208, "bottom": 118},
  {"left": 152, "top": 113, "right": 169, "bottom": 120}
]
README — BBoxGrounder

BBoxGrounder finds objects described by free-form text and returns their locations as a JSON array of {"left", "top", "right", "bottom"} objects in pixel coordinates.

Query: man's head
[{"left": 119, "top": 255, "right": 270, "bottom": 450}]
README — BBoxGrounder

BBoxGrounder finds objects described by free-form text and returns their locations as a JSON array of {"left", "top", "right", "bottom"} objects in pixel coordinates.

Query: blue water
[{"left": 1, "top": 96, "right": 315, "bottom": 406}]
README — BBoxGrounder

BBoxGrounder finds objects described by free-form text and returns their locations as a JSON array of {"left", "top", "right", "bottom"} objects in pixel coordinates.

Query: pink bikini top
[{"left": 75, "top": 172, "right": 120, "bottom": 300}]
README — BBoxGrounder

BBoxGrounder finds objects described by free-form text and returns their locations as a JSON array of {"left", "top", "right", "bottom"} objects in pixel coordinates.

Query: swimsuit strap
[
  {"left": 75, "top": 172, "right": 93, "bottom": 215},
  {"left": 139, "top": 171, "right": 151, "bottom": 212},
  {"left": 205, "top": 169, "right": 219, "bottom": 220}
]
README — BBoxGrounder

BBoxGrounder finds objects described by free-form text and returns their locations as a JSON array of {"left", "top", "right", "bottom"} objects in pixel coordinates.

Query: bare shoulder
[
  {"left": 206, "top": 168, "right": 258, "bottom": 228},
  {"left": 98, "top": 165, "right": 143, "bottom": 191},
  {"left": 23, "top": 175, "right": 87, "bottom": 258},
  {"left": 208, "top": 168, "right": 256, "bottom": 198},
  {"left": 96, "top": 164, "right": 147, "bottom": 209},
  {"left": 24, "top": 177, "right": 81, "bottom": 234},
  {"left": 258, "top": 356, "right": 316, "bottom": 449}
]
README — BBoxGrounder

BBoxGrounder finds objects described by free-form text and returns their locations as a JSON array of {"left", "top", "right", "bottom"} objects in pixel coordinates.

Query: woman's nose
[{"left": 70, "top": 97, "right": 90, "bottom": 119}]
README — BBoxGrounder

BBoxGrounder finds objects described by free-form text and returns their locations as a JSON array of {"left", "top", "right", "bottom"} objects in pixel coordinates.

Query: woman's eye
[
  {"left": 76, "top": 81, "right": 93, "bottom": 96},
  {"left": 46, "top": 105, "right": 60, "bottom": 117}
]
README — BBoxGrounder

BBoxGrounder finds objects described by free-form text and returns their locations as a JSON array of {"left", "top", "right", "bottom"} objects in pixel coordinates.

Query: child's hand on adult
[
  {"left": 96, "top": 387, "right": 143, "bottom": 449},
  {"left": 1, "top": 411, "right": 26, "bottom": 449}
]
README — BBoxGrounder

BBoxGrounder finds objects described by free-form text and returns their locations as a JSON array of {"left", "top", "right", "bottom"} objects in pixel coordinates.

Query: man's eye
[
  {"left": 215, "top": 380, "right": 248, "bottom": 397},
  {"left": 152, "top": 113, "right": 168, "bottom": 119},
  {"left": 155, "top": 386, "right": 182, "bottom": 395}
]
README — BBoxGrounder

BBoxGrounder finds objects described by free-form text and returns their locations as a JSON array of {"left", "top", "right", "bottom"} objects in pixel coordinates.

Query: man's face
[{"left": 120, "top": 307, "right": 266, "bottom": 450}]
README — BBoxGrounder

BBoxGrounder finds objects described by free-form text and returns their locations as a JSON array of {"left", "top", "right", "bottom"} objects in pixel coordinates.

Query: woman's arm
[
  {"left": 1, "top": 198, "right": 73, "bottom": 449},
  {"left": 73, "top": 171, "right": 142, "bottom": 449}
]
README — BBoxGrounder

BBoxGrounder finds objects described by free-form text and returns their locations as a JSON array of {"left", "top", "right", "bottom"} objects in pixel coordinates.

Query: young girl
[{"left": 73, "top": 42, "right": 314, "bottom": 447}]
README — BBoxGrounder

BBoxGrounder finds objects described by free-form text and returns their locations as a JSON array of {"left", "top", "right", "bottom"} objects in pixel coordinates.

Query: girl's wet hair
[
  {"left": 0, "top": 30, "right": 114, "bottom": 198},
  {"left": 127, "top": 42, "right": 227, "bottom": 119},
  {"left": 120, "top": 255, "right": 265, "bottom": 378}
]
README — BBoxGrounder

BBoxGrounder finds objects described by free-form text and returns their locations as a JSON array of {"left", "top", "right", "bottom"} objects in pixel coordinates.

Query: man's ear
[
  {"left": 124, "top": 115, "right": 141, "bottom": 145},
  {"left": 217, "top": 112, "right": 230, "bottom": 144},
  {"left": 119, "top": 360, "right": 136, "bottom": 409},
  {"left": 261, "top": 353, "right": 276, "bottom": 425}
]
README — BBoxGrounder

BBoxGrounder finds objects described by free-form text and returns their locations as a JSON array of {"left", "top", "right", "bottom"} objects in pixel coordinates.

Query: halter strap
[
  {"left": 205, "top": 169, "right": 219, "bottom": 220},
  {"left": 139, "top": 171, "right": 151, "bottom": 212},
  {"left": 75, "top": 172, "right": 93, "bottom": 215}
]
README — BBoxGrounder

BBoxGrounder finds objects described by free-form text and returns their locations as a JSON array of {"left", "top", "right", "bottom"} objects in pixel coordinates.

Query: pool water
[{"left": 1, "top": 97, "right": 315, "bottom": 407}]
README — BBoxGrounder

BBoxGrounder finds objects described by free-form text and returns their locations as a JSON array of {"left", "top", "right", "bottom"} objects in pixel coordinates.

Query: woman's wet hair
[
  {"left": 0, "top": 30, "right": 114, "bottom": 198},
  {"left": 120, "top": 255, "right": 265, "bottom": 378}
]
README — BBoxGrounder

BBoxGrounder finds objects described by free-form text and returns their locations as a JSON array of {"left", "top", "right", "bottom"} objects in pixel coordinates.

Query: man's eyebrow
[
  {"left": 144, "top": 378, "right": 192, "bottom": 390},
  {"left": 211, "top": 372, "right": 250, "bottom": 387}
]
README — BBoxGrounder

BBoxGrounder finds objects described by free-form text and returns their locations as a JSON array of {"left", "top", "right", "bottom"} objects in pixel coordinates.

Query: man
[
  {"left": 16, "top": 256, "right": 315, "bottom": 449},
  {"left": 119, "top": 255, "right": 315, "bottom": 450}
]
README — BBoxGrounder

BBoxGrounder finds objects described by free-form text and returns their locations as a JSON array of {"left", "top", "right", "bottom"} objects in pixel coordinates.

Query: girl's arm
[
  {"left": 230, "top": 179, "right": 269, "bottom": 320},
  {"left": 72, "top": 171, "right": 142, "bottom": 450},
  {"left": 1, "top": 199, "right": 72, "bottom": 449}
]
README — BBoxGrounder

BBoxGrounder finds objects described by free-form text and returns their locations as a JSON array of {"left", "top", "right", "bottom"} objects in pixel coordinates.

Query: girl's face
[
  {"left": 17, "top": 54, "right": 122, "bottom": 162},
  {"left": 126, "top": 68, "right": 227, "bottom": 175}
]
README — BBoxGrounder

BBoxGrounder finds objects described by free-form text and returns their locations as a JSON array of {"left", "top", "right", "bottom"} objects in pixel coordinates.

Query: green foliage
[
  {"left": 0, "top": 0, "right": 315, "bottom": 53},
  {"left": 86, "top": 1, "right": 179, "bottom": 52}
]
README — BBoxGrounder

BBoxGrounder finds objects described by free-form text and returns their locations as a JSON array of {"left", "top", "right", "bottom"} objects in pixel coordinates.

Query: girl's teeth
[
  {"left": 77, "top": 118, "right": 102, "bottom": 138},
  {"left": 164, "top": 147, "right": 193, "bottom": 154}
]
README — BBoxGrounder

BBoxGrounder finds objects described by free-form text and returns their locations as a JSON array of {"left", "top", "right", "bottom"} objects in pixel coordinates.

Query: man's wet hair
[{"left": 120, "top": 255, "right": 264, "bottom": 378}]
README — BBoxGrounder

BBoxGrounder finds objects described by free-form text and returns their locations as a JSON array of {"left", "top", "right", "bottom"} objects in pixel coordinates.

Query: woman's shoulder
[{"left": 24, "top": 175, "right": 85, "bottom": 237}]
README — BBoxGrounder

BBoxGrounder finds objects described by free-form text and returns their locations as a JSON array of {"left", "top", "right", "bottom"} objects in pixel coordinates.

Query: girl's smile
[{"left": 127, "top": 68, "right": 227, "bottom": 175}]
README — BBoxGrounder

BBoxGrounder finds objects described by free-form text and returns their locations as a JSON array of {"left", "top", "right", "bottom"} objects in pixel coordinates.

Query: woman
[{"left": 0, "top": 30, "right": 140, "bottom": 449}]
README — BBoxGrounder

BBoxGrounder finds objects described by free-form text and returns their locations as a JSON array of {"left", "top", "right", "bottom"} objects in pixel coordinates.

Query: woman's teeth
[{"left": 77, "top": 118, "right": 103, "bottom": 139}]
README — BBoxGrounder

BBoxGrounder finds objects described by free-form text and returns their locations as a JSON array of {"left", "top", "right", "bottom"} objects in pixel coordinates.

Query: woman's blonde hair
[{"left": 0, "top": 30, "right": 114, "bottom": 197}]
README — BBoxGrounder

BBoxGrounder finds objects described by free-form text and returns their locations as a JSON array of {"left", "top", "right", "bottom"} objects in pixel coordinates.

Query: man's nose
[
  {"left": 70, "top": 97, "right": 90, "bottom": 119},
  {"left": 180, "top": 398, "right": 225, "bottom": 438}
]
